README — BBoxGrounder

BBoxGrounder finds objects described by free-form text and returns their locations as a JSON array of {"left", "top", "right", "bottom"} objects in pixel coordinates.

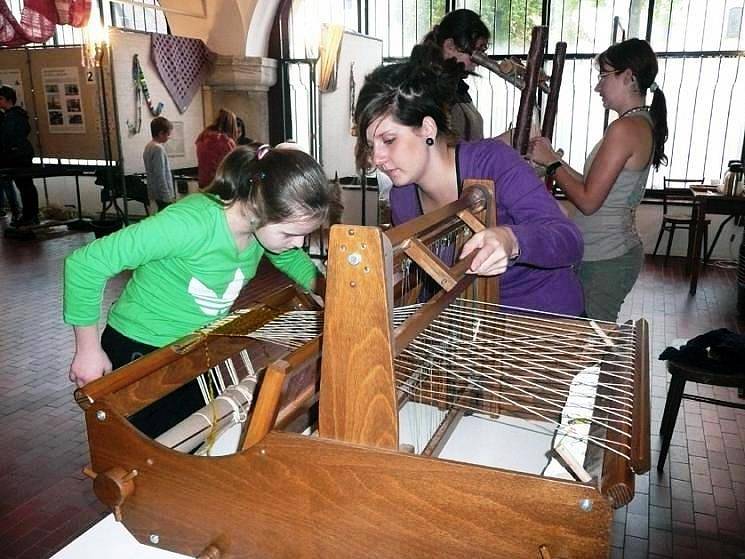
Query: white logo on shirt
[{"left": 188, "top": 268, "right": 245, "bottom": 316}]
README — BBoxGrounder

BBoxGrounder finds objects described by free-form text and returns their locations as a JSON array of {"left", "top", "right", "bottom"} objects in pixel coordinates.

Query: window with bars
[{"left": 282, "top": 0, "right": 745, "bottom": 189}]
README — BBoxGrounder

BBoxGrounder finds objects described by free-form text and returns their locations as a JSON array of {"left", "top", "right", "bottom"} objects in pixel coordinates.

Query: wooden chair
[
  {"left": 652, "top": 177, "right": 709, "bottom": 266},
  {"left": 657, "top": 359, "right": 745, "bottom": 471}
]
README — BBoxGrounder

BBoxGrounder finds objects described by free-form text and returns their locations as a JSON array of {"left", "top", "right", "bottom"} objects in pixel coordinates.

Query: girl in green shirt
[{"left": 64, "top": 146, "right": 340, "bottom": 436}]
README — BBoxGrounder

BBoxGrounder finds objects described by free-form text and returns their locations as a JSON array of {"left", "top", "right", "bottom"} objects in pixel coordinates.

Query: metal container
[{"left": 722, "top": 160, "right": 743, "bottom": 196}]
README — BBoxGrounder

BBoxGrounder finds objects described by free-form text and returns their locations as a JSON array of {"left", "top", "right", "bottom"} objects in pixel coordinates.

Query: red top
[{"left": 195, "top": 130, "right": 236, "bottom": 188}]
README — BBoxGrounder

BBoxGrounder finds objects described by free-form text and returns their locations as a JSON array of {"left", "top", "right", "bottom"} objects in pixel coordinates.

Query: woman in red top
[{"left": 196, "top": 108, "right": 238, "bottom": 188}]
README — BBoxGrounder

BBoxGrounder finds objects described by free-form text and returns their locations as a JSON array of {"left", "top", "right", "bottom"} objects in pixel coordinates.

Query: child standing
[
  {"left": 143, "top": 116, "right": 175, "bottom": 211},
  {"left": 64, "top": 146, "right": 341, "bottom": 436}
]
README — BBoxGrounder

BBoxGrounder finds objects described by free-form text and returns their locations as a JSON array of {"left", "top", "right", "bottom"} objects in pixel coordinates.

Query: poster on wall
[
  {"left": 165, "top": 121, "right": 185, "bottom": 157},
  {"left": 41, "top": 67, "right": 86, "bottom": 134},
  {"left": 0, "top": 69, "right": 26, "bottom": 109}
]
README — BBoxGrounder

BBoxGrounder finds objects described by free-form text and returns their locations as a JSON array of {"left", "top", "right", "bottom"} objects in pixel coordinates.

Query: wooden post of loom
[
  {"left": 542, "top": 41, "right": 567, "bottom": 191},
  {"left": 512, "top": 26, "right": 548, "bottom": 156},
  {"left": 318, "top": 226, "right": 399, "bottom": 449},
  {"left": 541, "top": 41, "right": 567, "bottom": 141}
]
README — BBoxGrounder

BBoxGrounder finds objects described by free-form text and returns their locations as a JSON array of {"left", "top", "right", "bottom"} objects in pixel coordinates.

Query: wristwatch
[{"left": 545, "top": 160, "right": 563, "bottom": 177}]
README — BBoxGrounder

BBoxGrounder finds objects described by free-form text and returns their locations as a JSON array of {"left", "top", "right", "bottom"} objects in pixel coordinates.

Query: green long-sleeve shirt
[{"left": 63, "top": 193, "right": 318, "bottom": 347}]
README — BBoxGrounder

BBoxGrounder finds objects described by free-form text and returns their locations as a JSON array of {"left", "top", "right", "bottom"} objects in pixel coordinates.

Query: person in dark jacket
[
  {"left": 0, "top": 86, "right": 38, "bottom": 226},
  {"left": 0, "top": 108, "right": 21, "bottom": 223}
]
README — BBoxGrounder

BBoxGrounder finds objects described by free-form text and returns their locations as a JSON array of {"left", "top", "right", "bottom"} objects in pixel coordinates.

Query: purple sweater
[{"left": 390, "top": 139, "right": 585, "bottom": 316}]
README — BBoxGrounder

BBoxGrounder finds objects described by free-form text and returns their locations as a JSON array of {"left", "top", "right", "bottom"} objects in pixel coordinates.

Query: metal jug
[{"left": 722, "top": 160, "right": 744, "bottom": 196}]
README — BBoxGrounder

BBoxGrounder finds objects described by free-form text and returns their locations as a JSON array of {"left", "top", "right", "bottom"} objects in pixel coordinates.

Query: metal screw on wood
[
  {"left": 149, "top": 534, "right": 160, "bottom": 545},
  {"left": 579, "top": 498, "right": 592, "bottom": 512},
  {"left": 348, "top": 253, "right": 362, "bottom": 266},
  {"left": 96, "top": 410, "right": 107, "bottom": 421}
]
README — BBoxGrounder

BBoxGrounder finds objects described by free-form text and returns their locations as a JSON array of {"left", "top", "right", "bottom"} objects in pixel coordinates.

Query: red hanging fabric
[
  {"left": 55, "top": 0, "right": 91, "bottom": 27},
  {"left": 19, "top": 0, "right": 56, "bottom": 42},
  {"left": 0, "top": 0, "right": 91, "bottom": 47},
  {"left": 68, "top": 0, "right": 91, "bottom": 27}
]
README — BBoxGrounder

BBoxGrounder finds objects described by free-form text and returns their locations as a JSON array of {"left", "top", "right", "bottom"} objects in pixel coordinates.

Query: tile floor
[{"left": 0, "top": 223, "right": 743, "bottom": 558}]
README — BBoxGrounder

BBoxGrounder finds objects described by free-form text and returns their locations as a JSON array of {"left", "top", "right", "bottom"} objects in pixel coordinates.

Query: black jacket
[{"left": 0, "top": 105, "right": 34, "bottom": 165}]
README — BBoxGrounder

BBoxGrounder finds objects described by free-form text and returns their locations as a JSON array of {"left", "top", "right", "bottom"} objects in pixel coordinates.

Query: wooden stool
[{"left": 657, "top": 360, "right": 745, "bottom": 471}]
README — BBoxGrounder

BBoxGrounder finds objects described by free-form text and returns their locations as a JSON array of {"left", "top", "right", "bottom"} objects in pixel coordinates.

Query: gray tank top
[{"left": 574, "top": 111, "right": 653, "bottom": 261}]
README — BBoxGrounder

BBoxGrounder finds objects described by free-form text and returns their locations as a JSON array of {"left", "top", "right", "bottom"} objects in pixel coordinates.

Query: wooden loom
[
  {"left": 76, "top": 180, "right": 650, "bottom": 559},
  {"left": 471, "top": 26, "right": 568, "bottom": 156}
]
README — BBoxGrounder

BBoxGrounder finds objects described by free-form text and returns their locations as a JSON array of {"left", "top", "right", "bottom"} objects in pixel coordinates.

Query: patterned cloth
[
  {"left": 151, "top": 33, "right": 214, "bottom": 114},
  {"left": 55, "top": 0, "right": 91, "bottom": 26},
  {"left": 0, "top": 0, "right": 90, "bottom": 46}
]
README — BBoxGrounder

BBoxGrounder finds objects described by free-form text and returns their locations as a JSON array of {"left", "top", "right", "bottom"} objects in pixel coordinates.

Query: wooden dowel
[
  {"left": 513, "top": 26, "right": 548, "bottom": 155},
  {"left": 541, "top": 41, "right": 567, "bottom": 141}
]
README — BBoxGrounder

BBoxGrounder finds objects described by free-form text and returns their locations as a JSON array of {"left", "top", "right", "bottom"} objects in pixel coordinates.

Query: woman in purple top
[{"left": 354, "top": 61, "right": 584, "bottom": 316}]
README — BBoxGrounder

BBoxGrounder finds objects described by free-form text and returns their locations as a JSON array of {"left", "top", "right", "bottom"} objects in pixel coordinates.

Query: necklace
[{"left": 619, "top": 105, "right": 650, "bottom": 118}]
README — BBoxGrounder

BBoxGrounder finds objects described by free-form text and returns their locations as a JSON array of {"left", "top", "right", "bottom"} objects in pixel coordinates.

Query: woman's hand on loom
[
  {"left": 69, "top": 325, "right": 112, "bottom": 387},
  {"left": 460, "top": 226, "right": 519, "bottom": 276},
  {"left": 527, "top": 136, "right": 560, "bottom": 167}
]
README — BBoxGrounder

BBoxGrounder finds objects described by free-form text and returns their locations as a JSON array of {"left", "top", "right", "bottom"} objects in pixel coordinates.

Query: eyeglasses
[
  {"left": 597, "top": 70, "right": 620, "bottom": 82},
  {"left": 456, "top": 44, "right": 489, "bottom": 56}
]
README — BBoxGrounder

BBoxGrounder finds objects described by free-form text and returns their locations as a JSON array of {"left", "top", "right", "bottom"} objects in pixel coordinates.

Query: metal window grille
[{"left": 283, "top": 0, "right": 745, "bottom": 188}]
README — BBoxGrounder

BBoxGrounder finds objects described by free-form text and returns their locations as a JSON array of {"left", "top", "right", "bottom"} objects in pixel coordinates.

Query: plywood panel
[{"left": 27, "top": 47, "right": 116, "bottom": 160}]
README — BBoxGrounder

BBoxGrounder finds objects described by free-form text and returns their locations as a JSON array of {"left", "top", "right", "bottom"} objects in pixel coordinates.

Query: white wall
[{"left": 109, "top": 29, "right": 204, "bottom": 175}]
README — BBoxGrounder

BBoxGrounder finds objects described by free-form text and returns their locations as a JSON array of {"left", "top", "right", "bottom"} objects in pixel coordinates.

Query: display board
[
  {"left": 110, "top": 29, "right": 203, "bottom": 175},
  {"left": 319, "top": 30, "right": 383, "bottom": 179},
  {"left": 28, "top": 47, "right": 116, "bottom": 160}
]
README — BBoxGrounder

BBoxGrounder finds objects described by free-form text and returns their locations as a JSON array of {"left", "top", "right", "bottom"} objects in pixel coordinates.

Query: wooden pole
[{"left": 512, "top": 26, "right": 548, "bottom": 155}]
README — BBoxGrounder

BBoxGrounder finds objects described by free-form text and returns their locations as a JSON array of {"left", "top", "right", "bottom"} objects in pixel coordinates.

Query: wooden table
[{"left": 688, "top": 186, "right": 745, "bottom": 295}]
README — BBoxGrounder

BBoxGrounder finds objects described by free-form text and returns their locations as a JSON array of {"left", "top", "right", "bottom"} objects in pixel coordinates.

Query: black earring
[{"left": 426, "top": 137, "right": 434, "bottom": 146}]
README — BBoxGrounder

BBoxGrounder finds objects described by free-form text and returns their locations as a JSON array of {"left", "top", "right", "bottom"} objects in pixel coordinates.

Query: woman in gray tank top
[{"left": 528, "top": 39, "right": 669, "bottom": 322}]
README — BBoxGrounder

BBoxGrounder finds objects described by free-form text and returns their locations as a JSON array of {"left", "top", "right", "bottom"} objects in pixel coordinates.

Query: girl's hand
[
  {"left": 69, "top": 325, "right": 112, "bottom": 388},
  {"left": 528, "top": 136, "right": 561, "bottom": 166},
  {"left": 460, "top": 227, "right": 519, "bottom": 276},
  {"left": 69, "top": 347, "right": 112, "bottom": 388}
]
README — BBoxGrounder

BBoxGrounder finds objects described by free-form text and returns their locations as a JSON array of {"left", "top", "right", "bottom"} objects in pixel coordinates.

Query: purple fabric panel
[
  {"left": 389, "top": 139, "right": 585, "bottom": 316},
  {"left": 151, "top": 33, "right": 214, "bottom": 114}
]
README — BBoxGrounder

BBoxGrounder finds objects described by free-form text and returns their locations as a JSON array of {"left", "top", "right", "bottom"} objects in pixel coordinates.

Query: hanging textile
[
  {"left": 151, "top": 33, "right": 214, "bottom": 114},
  {"left": 127, "top": 54, "right": 164, "bottom": 135},
  {"left": 0, "top": 0, "right": 91, "bottom": 47},
  {"left": 55, "top": 0, "right": 91, "bottom": 27}
]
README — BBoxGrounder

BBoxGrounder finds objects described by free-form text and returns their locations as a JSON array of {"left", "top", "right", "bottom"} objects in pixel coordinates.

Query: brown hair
[
  {"left": 206, "top": 108, "right": 238, "bottom": 140},
  {"left": 354, "top": 59, "right": 459, "bottom": 171},
  {"left": 597, "top": 38, "right": 668, "bottom": 169},
  {"left": 150, "top": 116, "right": 173, "bottom": 138},
  {"left": 206, "top": 146, "right": 343, "bottom": 227}
]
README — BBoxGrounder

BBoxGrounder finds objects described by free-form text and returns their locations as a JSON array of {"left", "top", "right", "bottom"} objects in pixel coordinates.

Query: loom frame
[{"left": 77, "top": 181, "right": 649, "bottom": 559}]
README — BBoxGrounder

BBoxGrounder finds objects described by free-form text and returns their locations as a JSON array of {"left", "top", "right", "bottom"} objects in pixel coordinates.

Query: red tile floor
[{"left": 0, "top": 223, "right": 744, "bottom": 558}]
